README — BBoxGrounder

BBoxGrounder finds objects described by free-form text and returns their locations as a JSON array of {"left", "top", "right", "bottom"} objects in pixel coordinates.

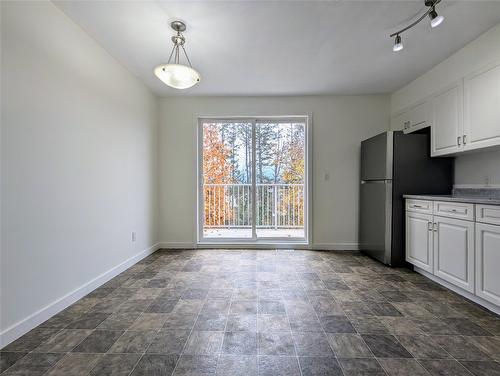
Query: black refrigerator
[{"left": 359, "top": 130, "right": 453, "bottom": 266}]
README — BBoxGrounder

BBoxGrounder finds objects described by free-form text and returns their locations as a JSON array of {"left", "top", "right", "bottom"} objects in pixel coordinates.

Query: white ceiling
[{"left": 54, "top": 1, "right": 500, "bottom": 97}]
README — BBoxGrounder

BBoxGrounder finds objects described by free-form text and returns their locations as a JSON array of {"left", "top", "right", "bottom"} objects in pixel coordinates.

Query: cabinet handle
[
  {"left": 463, "top": 135, "right": 467, "bottom": 145},
  {"left": 428, "top": 222, "right": 433, "bottom": 231},
  {"left": 433, "top": 223, "right": 438, "bottom": 232},
  {"left": 413, "top": 205, "right": 423, "bottom": 208},
  {"left": 457, "top": 136, "right": 462, "bottom": 146}
]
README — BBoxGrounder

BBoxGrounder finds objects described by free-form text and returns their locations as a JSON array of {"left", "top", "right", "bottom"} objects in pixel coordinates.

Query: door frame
[{"left": 196, "top": 115, "right": 312, "bottom": 247}]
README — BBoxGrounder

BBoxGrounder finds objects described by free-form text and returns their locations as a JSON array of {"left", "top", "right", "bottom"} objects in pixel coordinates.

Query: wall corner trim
[{"left": 0, "top": 243, "right": 161, "bottom": 349}]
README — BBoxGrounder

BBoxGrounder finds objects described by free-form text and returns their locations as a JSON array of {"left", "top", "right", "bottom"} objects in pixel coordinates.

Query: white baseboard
[
  {"left": 0, "top": 243, "right": 161, "bottom": 349},
  {"left": 311, "top": 243, "right": 359, "bottom": 251},
  {"left": 414, "top": 267, "right": 500, "bottom": 316},
  {"left": 158, "top": 242, "right": 359, "bottom": 251},
  {"left": 158, "top": 242, "right": 196, "bottom": 249}
]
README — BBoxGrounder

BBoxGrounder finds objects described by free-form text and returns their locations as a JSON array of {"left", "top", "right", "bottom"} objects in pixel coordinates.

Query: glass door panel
[
  {"left": 201, "top": 121, "right": 253, "bottom": 239},
  {"left": 255, "top": 121, "right": 306, "bottom": 239}
]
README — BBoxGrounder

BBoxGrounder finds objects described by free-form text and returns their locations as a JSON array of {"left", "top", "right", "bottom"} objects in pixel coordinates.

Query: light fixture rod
[
  {"left": 389, "top": 0, "right": 441, "bottom": 37},
  {"left": 181, "top": 45, "right": 193, "bottom": 68},
  {"left": 167, "top": 44, "right": 176, "bottom": 64}
]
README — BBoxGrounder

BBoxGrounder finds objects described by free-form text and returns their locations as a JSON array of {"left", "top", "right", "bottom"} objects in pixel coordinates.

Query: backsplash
[
  {"left": 452, "top": 187, "right": 500, "bottom": 200},
  {"left": 454, "top": 149, "right": 500, "bottom": 187}
]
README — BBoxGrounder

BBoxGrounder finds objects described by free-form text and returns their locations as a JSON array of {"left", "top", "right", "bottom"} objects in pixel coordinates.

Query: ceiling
[{"left": 54, "top": 1, "right": 500, "bottom": 97}]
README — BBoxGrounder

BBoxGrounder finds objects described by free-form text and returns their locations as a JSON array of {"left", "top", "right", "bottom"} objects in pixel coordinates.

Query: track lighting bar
[{"left": 390, "top": 0, "right": 444, "bottom": 52}]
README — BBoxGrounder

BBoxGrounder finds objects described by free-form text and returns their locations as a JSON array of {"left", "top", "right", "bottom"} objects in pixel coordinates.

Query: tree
[
  {"left": 256, "top": 124, "right": 275, "bottom": 183},
  {"left": 203, "top": 123, "right": 234, "bottom": 226},
  {"left": 282, "top": 124, "right": 305, "bottom": 184}
]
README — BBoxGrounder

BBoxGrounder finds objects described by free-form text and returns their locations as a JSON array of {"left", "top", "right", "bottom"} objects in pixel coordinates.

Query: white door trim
[{"left": 196, "top": 115, "right": 311, "bottom": 246}]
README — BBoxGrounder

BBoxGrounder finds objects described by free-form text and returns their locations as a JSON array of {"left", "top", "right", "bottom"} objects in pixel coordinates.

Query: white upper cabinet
[
  {"left": 464, "top": 60, "right": 500, "bottom": 151},
  {"left": 392, "top": 111, "right": 409, "bottom": 132},
  {"left": 431, "top": 82, "right": 464, "bottom": 156},
  {"left": 407, "top": 101, "right": 430, "bottom": 133},
  {"left": 394, "top": 101, "right": 430, "bottom": 134}
]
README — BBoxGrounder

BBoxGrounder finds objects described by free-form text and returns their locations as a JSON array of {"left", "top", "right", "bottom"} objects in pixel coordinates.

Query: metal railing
[{"left": 203, "top": 183, "right": 304, "bottom": 229}]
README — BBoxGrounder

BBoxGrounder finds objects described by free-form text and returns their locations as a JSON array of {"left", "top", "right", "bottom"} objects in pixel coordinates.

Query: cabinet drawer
[
  {"left": 434, "top": 201, "right": 474, "bottom": 221},
  {"left": 406, "top": 199, "right": 433, "bottom": 214},
  {"left": 476, "top": 204, "right": 500, "bottom": 226}
]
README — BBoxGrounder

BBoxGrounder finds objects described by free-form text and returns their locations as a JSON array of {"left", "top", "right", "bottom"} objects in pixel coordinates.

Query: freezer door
[
  {"left": 361, "top": 131, "right": 393, "bottom": 181},
  {"left": 359, "top": 180, "right": 393, "bottom": 264}
]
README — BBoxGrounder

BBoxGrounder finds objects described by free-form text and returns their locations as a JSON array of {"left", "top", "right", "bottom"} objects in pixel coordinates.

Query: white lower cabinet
[
  {"left": 475, "top": 223, "right": 500, "bottom": 306},
  {"left": 406, "top": 200, "right": 500, "bottom": 312},
  {"left": 406, "top": 212, "right": 433, "bottom": 273},
  {"left": 433, "top": 216, "right": 475, "bottom": 293}
]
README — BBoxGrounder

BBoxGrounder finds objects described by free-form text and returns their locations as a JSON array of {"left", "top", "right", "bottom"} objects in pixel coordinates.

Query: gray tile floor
[{"left": 1, "top": 249, "right": 500, "bottom": 375}]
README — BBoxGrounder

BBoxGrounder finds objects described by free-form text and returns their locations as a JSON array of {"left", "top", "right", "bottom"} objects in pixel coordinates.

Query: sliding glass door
[{"left": 198, "top": 117, "right": 308, "bottom": 243}]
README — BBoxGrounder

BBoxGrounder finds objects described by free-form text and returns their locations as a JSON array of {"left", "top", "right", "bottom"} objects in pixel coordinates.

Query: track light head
[
  {"left": 393, "top": 35, "right": 403, "bottom": 52},
  {"left": 429, "top": 7, "right": 444, "bottom": 28}
]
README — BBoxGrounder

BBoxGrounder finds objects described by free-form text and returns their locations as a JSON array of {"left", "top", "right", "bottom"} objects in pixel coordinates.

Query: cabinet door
[
  {"left": 408, "top": 101, "right": 430, "bottom": 132},
  {"left": 433, "top": 216, "right": 474, "bottom": 292},
  {"left": 475, "top": 223, "right": 500, "bottom": 306},
  {"left": 392, "top": 111, "right": 410, "bottom": 132},
  {"left": 406, "top": 212, "right": 433, "bottom": 272},
  {"left": 431, "top": 82, "right": 463, "bottom": 156},
  {"left": 464, "top": 61, "right": 500, "bottom": 151}
]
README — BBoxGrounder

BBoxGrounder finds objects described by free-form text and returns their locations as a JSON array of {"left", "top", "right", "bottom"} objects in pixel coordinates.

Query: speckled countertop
[
  {"left": 404, "top": 188, "right": 500, "bottom": 206},
  {"left": 403, "top": 194, "right": 500, "bottom": 206}
]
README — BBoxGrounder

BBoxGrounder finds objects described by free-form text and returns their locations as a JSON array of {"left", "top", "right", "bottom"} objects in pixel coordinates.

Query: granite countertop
[
  {"left": 403, "top": 194, "right": 500, "bottom": 206},
  {"left": 404, "top": 187, "right": 500, "bottom": 205}
]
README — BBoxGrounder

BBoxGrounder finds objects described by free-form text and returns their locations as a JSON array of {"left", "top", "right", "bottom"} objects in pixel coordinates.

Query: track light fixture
[
  {"left": 429, "top": 7, "right": 444, "bottom": 28},
  {"left": 390, "top": 0, "right": 444, "bottom": 52},
  {"left": 393, "top": 35, "right": 403, "bottom": 52}
]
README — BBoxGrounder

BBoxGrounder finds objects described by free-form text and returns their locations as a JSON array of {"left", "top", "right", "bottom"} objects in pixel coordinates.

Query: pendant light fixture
[
  {"left": 390, "top": 0, "right": 444, "bottom": 53},
  {"left": 154, "top": 20, "right": 200, "bottom": 89}
]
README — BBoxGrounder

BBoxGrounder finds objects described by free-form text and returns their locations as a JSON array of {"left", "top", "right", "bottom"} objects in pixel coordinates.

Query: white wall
[
  {"left": 391, "top": 23, "right": 500, "bottom": 186},
  {"left": 0, "top": 1, "right": 158, "bottom": 345},
  {"left": 454, "top": 149, "right": 500, "bottom": 186},
  {"left": 158, "top": 95, "right": 389, "bottom": 249}
]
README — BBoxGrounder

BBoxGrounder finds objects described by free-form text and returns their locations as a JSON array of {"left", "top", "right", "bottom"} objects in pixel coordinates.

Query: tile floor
[{"left": 1, "top": 249, "right": 500, "bottom": 375}]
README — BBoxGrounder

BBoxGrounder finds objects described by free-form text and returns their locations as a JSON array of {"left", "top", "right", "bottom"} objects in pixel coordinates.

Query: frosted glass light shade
[
  {"left": 393, "top": 35, "right": 403, "bottom": 52},
  {"left": 430, "top": 15, "right": 444, "bottom": 28},
  {"left": 154, "top": 64, "right": 200, "bottom": 89}
]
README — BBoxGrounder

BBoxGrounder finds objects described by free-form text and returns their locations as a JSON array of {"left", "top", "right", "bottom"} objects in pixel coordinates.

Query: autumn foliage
[{"left": 203, "top": 124, "right": 234, "bottom": 225}]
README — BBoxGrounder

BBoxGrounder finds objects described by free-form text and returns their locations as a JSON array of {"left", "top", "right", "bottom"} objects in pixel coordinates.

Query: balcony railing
[{"left": 204, "top": 183, "right": 304, "bottom": 229}]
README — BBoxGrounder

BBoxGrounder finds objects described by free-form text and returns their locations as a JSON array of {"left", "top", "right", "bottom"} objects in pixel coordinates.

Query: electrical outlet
[{"left": 131, "top": 232, "right": 136, "bottom": 242}]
